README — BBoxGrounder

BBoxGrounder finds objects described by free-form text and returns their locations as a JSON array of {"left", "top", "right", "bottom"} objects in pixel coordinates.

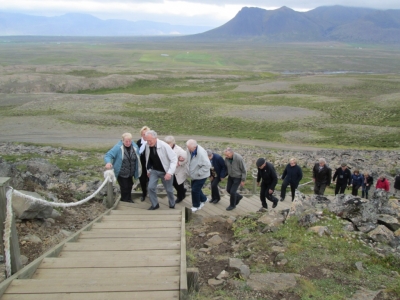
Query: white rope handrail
[
  {"left": 3, "top": 169, "right": 116, "bottom": 278},
  {"left": 4, "top": 186, "right": 13, "bottom": 278}
]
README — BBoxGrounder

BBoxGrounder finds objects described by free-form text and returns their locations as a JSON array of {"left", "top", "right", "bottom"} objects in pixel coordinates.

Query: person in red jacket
[{"left": 376, "top": 175, "right": 390, "bottom": 192}]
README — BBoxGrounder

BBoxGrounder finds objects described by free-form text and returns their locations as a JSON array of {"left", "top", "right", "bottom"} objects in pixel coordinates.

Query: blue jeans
[
  {"left": 226, "top": 176, "right": 242, "bottom": 207},
  {"left": 191, "top": 178, "right": 207, "bottom": 208},
  {"left": 148, "top": 170, "right": 175, "bottom": 207}
]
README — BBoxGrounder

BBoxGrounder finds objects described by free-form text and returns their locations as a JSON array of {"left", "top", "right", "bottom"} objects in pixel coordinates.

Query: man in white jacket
[
  {"left": 145, "top": 130, "right": 177, "bottom": 210},
  {"left": 186, "top": 139, "right": 211, "bottom": 212}
]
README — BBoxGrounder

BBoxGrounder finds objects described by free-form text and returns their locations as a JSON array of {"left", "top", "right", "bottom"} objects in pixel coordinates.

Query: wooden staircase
[{"left": 0, "top": 202, "right": 186, "bottom": 299}]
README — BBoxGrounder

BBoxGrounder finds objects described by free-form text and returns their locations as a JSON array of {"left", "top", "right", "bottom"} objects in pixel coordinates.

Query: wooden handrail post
[
  {"left": 106, "top": 181, "right": 114, "bottom": 208},
  {"left": 0, "top": 177, "right": 22, "bottom": 275},
  {"left": 0, "top": 178, "right": 9, "bottom": 259},
  {"left": 252, "top": 176, "right": 257, "bottom": 195}
]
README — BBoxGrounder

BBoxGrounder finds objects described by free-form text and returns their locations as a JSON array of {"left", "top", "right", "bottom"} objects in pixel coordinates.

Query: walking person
[
  {"left": 333, "top": 163, "right": 352, "bottom": 195},
  {"left": 361, "top": 172, "right": 373, "bottom": 199},
  {"left": 145, "top": 130, "right": 177, "bottom": 210},
  {"left": 104, "top": 132, "right": 141, "bottom": 203},
  {"left": 186, "top": 139, "right": 211, "bottom": 212},
  {"left": 256, "top": 158, "right": 279, "bottom": 210},
  {"left": 224, "top": 148, "right": 247, "bottom": 211},
  {"left": 394, "top": 173, "right": 400, "bottom": 198},
  {"left": 165, "top": 136, "right": 188, "bottom": 204},
  {"left": 137, "top": 126, "right": 150, "bottom": 201},
  {"left": 280, "top": 158, "right": 303, "bottom": 202},
  {"left": 376, "top": 174, "right": 390, "bottom": 192},
  {"left": 350, "top": 169, "right": 363, "bottom": 196},
  {"left": 312, "top": 158, "right": 332, "bottom": 195},
  {"left": 206, "top": 149, "right": 227, "bottom": 204}
]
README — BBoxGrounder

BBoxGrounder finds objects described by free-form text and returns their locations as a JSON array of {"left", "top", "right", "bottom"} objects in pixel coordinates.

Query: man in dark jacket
[
  {"left": 256, "top": 158, "right": 279, "bottom": 210},
  {"left": 207, "top": 149, "right": 227, "bottom": 204},
  {"left": 280, "top": 158, "right": 303, "bottom": 202},
  {"left": 394, "top": 173, "right": 400, "bottom": 198},
  {"left": 312, "top": 158, "right": 332, "bottom": 195},
  {"left": 333, "top": 163, "right": 352, "bottom": 195}
]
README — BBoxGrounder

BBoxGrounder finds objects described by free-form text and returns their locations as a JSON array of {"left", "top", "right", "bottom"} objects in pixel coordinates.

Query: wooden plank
[
  {"left": 110, "top": 210, "right": 181, "bottom": 215},
  {"left": 92, "top": 221, "right": 180, "bottom": 229},
  {"left": 0, "top": 196, "right": 120, "bottom": 298},
  {"left": 102, "top": 215, "right": 181, "bottom": 221},
  {"left": 2, "top": 291, "right": 179, "bottom": 300},
  {"left": 59, "top": 250, "right": 179, "bottom": 258},
  {"left": 180, "top": 207, "right": 187, "bottom": 300},
  {"left": 79, "top": 228, "right": 180, "bottom": 239},
  {"left": 39, "top": 256, "right": 180, "bottom": 268},
  {"left": 4, "top": 276, "right": 180, "bottom": 293},
  {"left": 64, "top": 240, "right": 180, "bottom": 251},
  {"left": 32, "top": 267, "right": 180, "bottom": 279}
]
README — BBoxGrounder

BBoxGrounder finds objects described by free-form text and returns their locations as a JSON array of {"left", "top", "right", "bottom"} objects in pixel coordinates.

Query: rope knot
[{"left": 104, "top": 169, "right": 116, "bottom": 184}]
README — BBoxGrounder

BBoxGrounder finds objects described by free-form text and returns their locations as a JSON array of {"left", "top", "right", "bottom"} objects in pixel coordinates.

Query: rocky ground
[{"left": 1, "top": 142, "right": 399, "bottom": 299}]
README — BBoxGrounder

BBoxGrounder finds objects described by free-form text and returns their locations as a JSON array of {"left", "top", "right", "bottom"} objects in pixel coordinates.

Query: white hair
[
  {"left": 164, "top": 135, "right": 175, "bottom": 144},
  {"left": 318, "top": 158, "right": 326, "bottom": 164},
  {"left": 145, "top": 130, "right": 157, "bottom": 138},
  {"left": 186, "top": 139, "right": 197, "bottom": 147}
]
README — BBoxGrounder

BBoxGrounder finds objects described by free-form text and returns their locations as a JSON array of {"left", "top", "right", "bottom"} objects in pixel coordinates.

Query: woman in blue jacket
[
  {"left": 104, "top": 132, "right": 141, "bottom": 203},
  {"left": 350, "top": 169, "right": 363, "bottom": 197},
  {"left": 280, "top": 158, "right": 303, "bottom": 202}
]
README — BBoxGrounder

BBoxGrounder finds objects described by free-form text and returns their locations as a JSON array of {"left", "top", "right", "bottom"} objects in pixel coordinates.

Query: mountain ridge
[
  {"left": 0, "top": 12, "right": 212, "bottom": 36},
  {"left": 197, "top": 5, "right": 400, "bottom": 44}
]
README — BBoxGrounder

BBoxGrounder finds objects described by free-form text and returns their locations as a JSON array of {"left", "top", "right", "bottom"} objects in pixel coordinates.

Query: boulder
[
  {"left": 247, "top": 272, "right": 300, "bottom": 291},
  {"left": 229, "top": 258, "right": 244, "bottom": 270},
  {"left": 328, "top": 194, "right": 378, "bottom": 228},
  {"left": 204, "top": 235, "right": 223, "bottom": 248},
  {"left": 308, "top": 226, "right": 331, "bottom": 237},
  {"left": 348, "top": 287, "right": 381, "bottom": 300},
  {"left": 12, "top": 190, "right": 54, "bottom": 219},
  {"left": 258, "top": 212, "right": 285, "bottom": 227},
  {"left": 377, "top": 214, "right": 400, "bottom": 231},
  {"left": 368, "top": 225, "right": 395, "bottom": 244}
]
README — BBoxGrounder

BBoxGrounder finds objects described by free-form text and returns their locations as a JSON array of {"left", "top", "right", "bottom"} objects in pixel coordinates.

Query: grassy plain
[
  {"left": 1, "top": 37, "right": 400, "bottom": 299},
  {"left": 0, "top": 37, "right": 399, "bottom": 149}
]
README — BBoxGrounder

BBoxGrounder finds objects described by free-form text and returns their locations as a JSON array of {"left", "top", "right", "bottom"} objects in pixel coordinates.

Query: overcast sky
[{"left": 2, "top": 0, "right": 399, "bottom": 27}]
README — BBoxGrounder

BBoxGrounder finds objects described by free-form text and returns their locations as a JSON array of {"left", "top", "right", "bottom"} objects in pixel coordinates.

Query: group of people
[
  {"left": 104, "top": 130, "right": 399, "bottom": 213},
  {"left": 312, "top": 158, "right": 399, "bottom": 199},
  {"left": 104, "top": 128, "right": 249, "bottom": 212}
]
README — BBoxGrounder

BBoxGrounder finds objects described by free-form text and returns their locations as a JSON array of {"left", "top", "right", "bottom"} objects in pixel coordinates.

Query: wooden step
[
  {"left": 32, "top": 267, "right": 180, "bottom": 279},
  {"left": 39, "top": 256, "right": 180, "bottom": 268},
  {"left": 4, "top": 276, "right": 180, "bottom": 293},
  {"left": 66, "top": 239, "right": 180, "bottom": 251},
  {"left": 58, "top": 250, "right": 180, "bottom": 259},
  {"left": 2, "top": 291, "right": 179, "bottom": 300}
]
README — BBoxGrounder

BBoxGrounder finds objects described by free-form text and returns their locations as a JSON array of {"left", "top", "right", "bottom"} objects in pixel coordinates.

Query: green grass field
[{"left": 0, "top": 37, "right": 399, "bottom": 149}]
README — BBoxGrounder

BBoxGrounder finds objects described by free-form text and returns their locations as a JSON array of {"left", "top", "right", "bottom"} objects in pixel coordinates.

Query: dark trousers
[
  {"left": 335, "top": 182, "right": 347, "bottom": 195},
  {"left": 280, "top": 180, "right": 297, "bottom": 201},
  {"left": 226, "top": 177, "right": 242, "bottom": 207},
  {"left": 314, "top": 182, "right": 327, "bottom": 195},
  {"left": 362, "top": 186, "right": 371, "bottom": 199},
  {"left": 173, "top": 176, "right": 186, "bottom": 201},
  {"left": 210, "top": 177, "right": 221, "bottom": 201},
  {"left": 260, "top": 183, "right": 278, "bottom": 208},
  {"left": 138, "top": 170, "right": 148, "bottom": 198},
  {"left": 351, "top": 185, "right": 360, "bottom": 196},
  {"left": 191, "top": 178, "right": 207, "bottom": 208},
  {"left": 117, "top": 176, "right": 133, "bottom": 202}
]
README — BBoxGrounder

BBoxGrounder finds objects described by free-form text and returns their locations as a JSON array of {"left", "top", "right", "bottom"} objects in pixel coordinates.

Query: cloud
[{"left": 2, "top": 0, "right": 399, "bottom": 27}]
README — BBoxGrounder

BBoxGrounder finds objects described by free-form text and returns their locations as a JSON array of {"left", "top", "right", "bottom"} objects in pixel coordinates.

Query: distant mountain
[
  {"left": 197, "top": 5, "right": 400, "bottom": 44},
  {"left": 0, "top": 12, "right": 212, "bottom": 36}
]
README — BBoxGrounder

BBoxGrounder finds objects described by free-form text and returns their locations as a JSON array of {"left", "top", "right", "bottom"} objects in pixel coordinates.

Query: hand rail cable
[{"left": 3, "top": 169, "right": 117, "bottom": 278}]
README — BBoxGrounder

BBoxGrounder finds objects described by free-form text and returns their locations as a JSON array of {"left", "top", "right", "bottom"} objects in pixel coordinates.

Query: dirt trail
[{"left": 0, "top": 131, "right": 323, "bottom": 152}]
